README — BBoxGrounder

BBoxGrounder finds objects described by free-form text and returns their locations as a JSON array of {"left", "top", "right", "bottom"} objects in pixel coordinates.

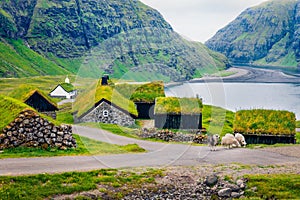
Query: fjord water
[{"left": 165, "top": 82, "right": 300, "bottom": 119}]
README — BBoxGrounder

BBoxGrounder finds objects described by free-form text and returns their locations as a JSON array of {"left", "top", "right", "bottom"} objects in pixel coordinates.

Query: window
[{"left": 103, "top": 110, "right": 109, "bottom": 117}]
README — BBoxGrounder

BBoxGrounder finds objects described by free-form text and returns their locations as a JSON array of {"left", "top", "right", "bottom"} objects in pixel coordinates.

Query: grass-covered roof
[
  {"left": 155, "top": 97, "right": 203, "bottom": 115},
  {"left": 0, "top": 95, "right": 34, "bottom": 131},
  {"left": 0, "top": 95, "right": 60, "bottom": 132},
  {"left": 234, "top": 109, "right": 296, "bottom": 135},
  {"left": 114, "top": 81, "right": 165, "bottom": 103},
  {"left": 9, "top": 85, "right": 57, "bottom": 108},
  {"left": 74, "top": 80, "right": 138, "bottom": 117},
  {"left": 59, "top": 83, "right": 75, "bottom": 93}
]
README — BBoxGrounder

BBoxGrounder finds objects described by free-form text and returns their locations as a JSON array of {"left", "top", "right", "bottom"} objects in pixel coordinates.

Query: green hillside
[
  {"left": 0, "top": 0, "right": 229, "bottom": 81},
  {"left": 206, "top": 0, "right": 300, "bottom": 70},
  {"left": 0, "top": 39, "right": 71, "bottom": 77}
]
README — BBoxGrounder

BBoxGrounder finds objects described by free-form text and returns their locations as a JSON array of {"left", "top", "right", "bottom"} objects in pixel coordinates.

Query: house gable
[
  {"left": 74, "top": 84, "right": 138, "bottom": 118},
  {"left": 9, "top": 85, "right": 58, "bottom": 112},
  {"left": 49, "top": 84, "right": 77, "bottom": 99},
  {"left": 50, "top": 85, "right": 69, "bottom": 97},
  {"left": 25, "top": 91, "right": 58, "bottom": 112},
  {"left": 78, "top": 98, "right": 135, "bottom": 126}
]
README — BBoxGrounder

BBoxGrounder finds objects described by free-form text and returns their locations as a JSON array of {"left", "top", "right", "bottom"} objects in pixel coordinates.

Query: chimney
[{"left": 101, "top": 74, "right": 109, "bottom": 85}]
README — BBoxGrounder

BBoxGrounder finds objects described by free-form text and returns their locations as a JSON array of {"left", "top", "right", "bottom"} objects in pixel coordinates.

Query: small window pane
[{"left": 103, "top": 110, "right": 109, "bottom": 117}]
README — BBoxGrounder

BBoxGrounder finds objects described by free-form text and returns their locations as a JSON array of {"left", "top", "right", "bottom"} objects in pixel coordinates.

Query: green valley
[{"left": 0, "top": 0, "right": 229, "bottom": 81}]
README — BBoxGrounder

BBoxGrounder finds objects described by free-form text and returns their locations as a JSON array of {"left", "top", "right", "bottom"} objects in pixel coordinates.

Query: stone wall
[
  {"left": 41, "top": 111, "right": 56, "bottom": 120},
  {"left": 80, "top": 101, "right": 135, "bottom": 127},
  {"left": 138, "top": 128, "right": 207, "bottom": 143},
  {"left": 0, "top": 109, "right": 76, "bottom": 150}
]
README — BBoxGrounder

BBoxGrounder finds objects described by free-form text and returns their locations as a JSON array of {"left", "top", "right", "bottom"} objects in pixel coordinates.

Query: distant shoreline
[
  {"left": 189, "top": 66, "right": 300, "bottom": 84},
  {"left": 164, "top": 66, "right": 300, "bottom": 88}
]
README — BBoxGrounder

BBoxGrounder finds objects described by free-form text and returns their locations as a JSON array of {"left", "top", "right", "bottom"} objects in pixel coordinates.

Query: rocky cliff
[
  {"left": 206, "top": 0, "right": 300, "bottom": 70},
  {"left": 0, "top": 0, "right": 228, "bottom": 80}
]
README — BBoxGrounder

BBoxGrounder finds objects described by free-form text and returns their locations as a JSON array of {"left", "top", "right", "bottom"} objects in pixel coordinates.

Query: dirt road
[{"left": 0, "top": 125, "right": 299, "bottom": 176}]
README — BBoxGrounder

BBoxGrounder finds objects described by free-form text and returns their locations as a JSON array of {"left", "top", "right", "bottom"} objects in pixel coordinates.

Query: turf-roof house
[
  {"left": 0, "top": 95, "right": 76, "bottom": 150},
  {"left": 115, "top": 81, "right": 165, "bottom": 119},
  {"left": 9, "top": 85, "right": 58, "bottom": 119},
  {"left": 234, "top": 109, "right": 296, "bottom": 144},
  {"left": 49, "top": 77, "right": 77, "bottom": 99},
  {"left": 74, "top": 80, "right": 138, "bottom": 127},
  {"left": 154, "top": 97, "right": 203, "bottom": 129}
]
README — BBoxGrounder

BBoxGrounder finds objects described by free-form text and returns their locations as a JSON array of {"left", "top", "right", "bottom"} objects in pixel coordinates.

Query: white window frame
[{"left": 103, "top": 110, "right": 109, "bottom": 117}]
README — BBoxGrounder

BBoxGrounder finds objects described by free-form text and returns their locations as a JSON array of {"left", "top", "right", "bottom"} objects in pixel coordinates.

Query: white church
[{"left": 49, "top": 76, "right": 78, "bottom": 99}]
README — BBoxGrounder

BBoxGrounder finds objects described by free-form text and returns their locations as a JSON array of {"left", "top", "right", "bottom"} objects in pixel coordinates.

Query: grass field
[
  {"left": 56, "top": 102, "right": 74, "bottom": 124},
  {"left": 0, "top": 168, "right": 163, "bottom": 200},
  {"left": 202, "top": 105, "right": 234, "bottom": 137},
  {"left": 0, "top": 134, "right": 145, "bottom": 159},
  {"left": 244, "top": 174, "right": 300, "bottom": 199},
  {"left": 0, "top": 168, "right": 298, "bottom": 199},
  {"left": 0, "top": 75, "right": 76, "bottom": 95}
]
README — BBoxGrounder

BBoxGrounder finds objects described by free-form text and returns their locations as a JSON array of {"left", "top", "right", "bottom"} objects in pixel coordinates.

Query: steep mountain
[
  {"left": 206, "top": 0, "right": 300, "bottom": 70},
  {"left": 0, "top": 0, "right": 229, "bottom": 81}
]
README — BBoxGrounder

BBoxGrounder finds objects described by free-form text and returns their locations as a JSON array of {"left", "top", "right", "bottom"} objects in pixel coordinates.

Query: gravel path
[
  {"left": 261, "top": 145, "right": 300, "bottom": 158},
  {"left": 0, "top": 125, "right": 300, "bottom": 176}
]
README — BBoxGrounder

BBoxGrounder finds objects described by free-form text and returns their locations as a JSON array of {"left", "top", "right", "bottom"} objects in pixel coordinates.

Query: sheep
[
  {"left": 207, "top": 134, "right": 220, "bottom": 151},
  {"left": 221, "top": 133, "right": 241, "bottom": 149},
  {"left": 235, "top": 133, "right": 247, "bottom": 147}
]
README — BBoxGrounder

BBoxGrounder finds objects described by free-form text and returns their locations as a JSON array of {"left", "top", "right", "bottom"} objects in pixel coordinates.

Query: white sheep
[
  {"left": 207, "top": 134, "right": 220, "bottom": 151},
  {"left": 235, "top": 133, "right": 247, "bottom": 147},
  {"left": 221, "top": 133, "right": 241, "bottom": 149}
]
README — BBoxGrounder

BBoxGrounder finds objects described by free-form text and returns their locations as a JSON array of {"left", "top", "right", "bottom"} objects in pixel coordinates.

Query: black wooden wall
[
  {"left": 25, "top": 92, "right": 57, "bottom": 112},
  {"left": 154, "top": 114, "right": 202, "bottom": 129},
  {"left": 135, "top": 102, "right": 155, "bottom": 119},
  {"left": 243, "top": 134, "right": 296, "bottom": 144}
]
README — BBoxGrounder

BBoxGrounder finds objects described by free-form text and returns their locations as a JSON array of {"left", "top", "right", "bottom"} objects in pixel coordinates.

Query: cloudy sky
[{"left": 140, "top": 0, "right": 269, "bottom": 42}]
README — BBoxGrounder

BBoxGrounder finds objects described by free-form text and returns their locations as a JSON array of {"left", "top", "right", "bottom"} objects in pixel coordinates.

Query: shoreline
[
  {"left": 164, "top": 67, "right": 300, "bottom": 120},
  {"left": 189, "top": 66, "right": 300, "bottom": 84}
]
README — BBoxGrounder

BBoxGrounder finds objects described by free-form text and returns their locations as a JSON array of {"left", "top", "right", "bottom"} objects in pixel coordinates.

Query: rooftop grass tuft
[{"left": 155, "top": 97, "right": 202, "bottom": 115}]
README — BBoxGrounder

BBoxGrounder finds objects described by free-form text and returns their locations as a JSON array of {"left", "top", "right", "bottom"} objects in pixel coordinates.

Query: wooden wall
[{"left": 154, "top": 114, "right": 202, "bottom": 129}]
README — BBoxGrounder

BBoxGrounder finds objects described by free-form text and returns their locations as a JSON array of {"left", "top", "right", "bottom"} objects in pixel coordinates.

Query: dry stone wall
[{"left": 0, "top": 109, "right": 76, "bottom": 150}]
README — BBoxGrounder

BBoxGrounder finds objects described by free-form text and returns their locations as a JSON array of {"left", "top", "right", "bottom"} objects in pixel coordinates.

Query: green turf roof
[
  {"left": 59, "top": 83, "right": 75, "bottom": 93},
  {"left": 0, "top": 95, "right": 34, "bottom": 131},
  {"left": 74, "top": 80, "right": 138, "bottom": 117},
  {"left": 0, "top": 95, "right": 61, "bottom": 132},
  {"left": 234, "top": 109, "right": 296, "bottom": 135},
  {"left": 155, "top": 97, "right": 203, "bottom": 115},
  {"left": 9, "top": 85, "right": 57, "bottom": 108},
  {"left": 114, "top": 81, "right": 165, "bottom": 103}
]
